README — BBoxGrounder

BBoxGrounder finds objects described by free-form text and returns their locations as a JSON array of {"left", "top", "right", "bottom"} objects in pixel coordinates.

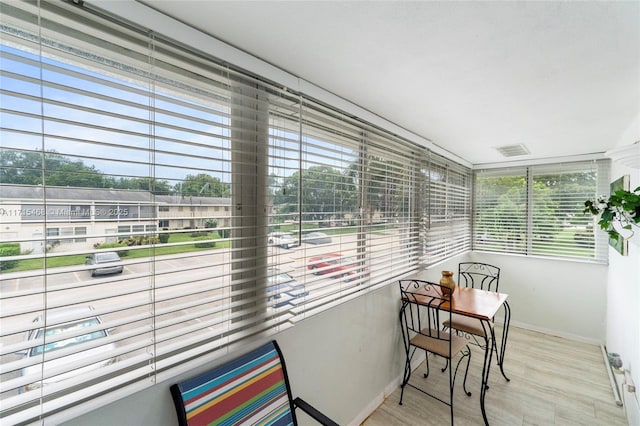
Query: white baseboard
[
  {"left": 509, "top": 320, "right": 603, "bottom": 346},
  {"left": 621, "top": 371, "right": 640, "bottom": 426},
  {"left": 347, "top": 353, "right": 425, "bottom": 426}
]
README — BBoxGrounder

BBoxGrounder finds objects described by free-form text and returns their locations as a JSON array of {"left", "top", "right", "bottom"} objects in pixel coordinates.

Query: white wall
[
  {"left": 606, "top": 127, "right": 640, "bottom": 419},
  {"left": 465, "top": 252, "right": 608, "bottom": 343}
]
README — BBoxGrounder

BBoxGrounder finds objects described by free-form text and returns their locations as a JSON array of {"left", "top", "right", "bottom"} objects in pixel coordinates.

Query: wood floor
[{"left": 361, "top": 326, "right": 627, "bottom": 426}]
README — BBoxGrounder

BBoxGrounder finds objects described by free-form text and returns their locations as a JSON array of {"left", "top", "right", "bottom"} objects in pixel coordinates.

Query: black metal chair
[
  {"left": 442, "top": 262, "right": 511, "bottom": 387},
  {"left": 398, "top": 279, "right": 472, "bottom": 425},
  {"left": 444, "top": 262, "right": 500, "bottom": 343}
]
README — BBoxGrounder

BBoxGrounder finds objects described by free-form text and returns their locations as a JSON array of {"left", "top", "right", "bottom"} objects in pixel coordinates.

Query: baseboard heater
[
  {"left": 602, "top": 345, "right": 624, "bottom": 406},
  {"left": 601, "top": 345, "right": 639, "bottom": 425}
]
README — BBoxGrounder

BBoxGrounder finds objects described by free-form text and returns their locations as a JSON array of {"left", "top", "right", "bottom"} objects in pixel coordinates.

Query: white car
[
  {"left": 267, "top": 232, "right": 299, "bottom": 249},
  {"left": 19, "top": 306, "right": 117, "bottom": 393},
  {"left": 301, "top": 231, "right": 332, "bottom": 245}
]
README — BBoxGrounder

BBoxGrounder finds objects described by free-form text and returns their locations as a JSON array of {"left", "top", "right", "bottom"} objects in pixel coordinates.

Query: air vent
[{"left": 495, "top": 144, "right": 530, "bottom": 157}]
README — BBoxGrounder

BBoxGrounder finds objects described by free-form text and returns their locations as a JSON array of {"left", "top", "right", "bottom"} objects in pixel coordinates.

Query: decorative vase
[{"left": 439, "top": 270, "right": 456, "bottom": 297}]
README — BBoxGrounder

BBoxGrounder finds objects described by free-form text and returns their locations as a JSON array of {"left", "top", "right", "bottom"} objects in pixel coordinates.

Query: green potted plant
[{"left": 584, "top": 186, "right": 640, "bottom": 241}]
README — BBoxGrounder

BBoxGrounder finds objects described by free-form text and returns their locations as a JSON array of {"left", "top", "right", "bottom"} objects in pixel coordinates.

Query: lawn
[{"left": 3, "top": 232, "right": 231, "bottom": 273}]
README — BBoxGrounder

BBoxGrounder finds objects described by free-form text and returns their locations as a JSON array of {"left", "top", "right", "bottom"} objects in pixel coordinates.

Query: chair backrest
[
  {"left": 399, "top": 279, "right": 452, "bottom": 353},
  {"left": 170, "top": 340, "right": 297, "bottom": 426},
  {"left": 458, "top": 262, "right": 500, "bottom": 292}
]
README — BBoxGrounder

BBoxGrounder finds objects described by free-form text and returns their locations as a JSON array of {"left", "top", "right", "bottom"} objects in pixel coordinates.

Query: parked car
[
  {"left": 85, "top": 251, "right": 123, "bottom": 276},
  {"left": 301, "top": 231, "right": 332, "bottom": 245},
  {"left": 307, "top": 253, "right": 357, "bottom": 279},
  {"left": 267, "top": 232, "right": 299, "bottom": 249},
  {"left": 19, "top": 306, "right": 117, "bottom": 393},
  {"left": 266, "top": 267, "right": 308, "bottom": 308}
]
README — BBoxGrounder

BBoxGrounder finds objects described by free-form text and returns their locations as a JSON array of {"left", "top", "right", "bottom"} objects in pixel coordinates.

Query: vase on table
[{"left": 439, "top": 270, "right": 456, "bottom": 298}]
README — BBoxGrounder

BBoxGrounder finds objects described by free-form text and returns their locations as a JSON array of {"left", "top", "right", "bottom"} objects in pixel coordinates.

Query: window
[
  {"left": 422, "top": 152, "right": 472, "bottom": 266},
  {"left": 74, "top": 226, "right": 87, "bottom": 243},
  {"left": 473, "top": 160, "right": 610, "bottom": 262},
  {"left": 0, "top": 1, "right": 469, "bottom": 423}
]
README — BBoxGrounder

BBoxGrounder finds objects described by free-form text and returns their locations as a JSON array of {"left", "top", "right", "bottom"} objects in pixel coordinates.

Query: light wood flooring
[{"left": 361, "top": 326, "right": 627, "bottom": 426}]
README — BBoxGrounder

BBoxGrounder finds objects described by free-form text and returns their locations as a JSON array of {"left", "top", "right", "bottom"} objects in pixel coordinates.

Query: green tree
[
  {"left": 115, "top": 177, "right": 174, "bottom": 195},
  {"left": 365, "top": 157, "right": 411, "bottom": 220},
  {"left": 178, "top": 173, "right": 230, "bottom": 197},
  {"left": 1, "top": 149, "right": 108, "bottom": 187},
  {"left": 475, "top": 176, "right": 527, "bottom": 250},
  {"left": 45, "top": 162, "right": 106, "bottom": 188},
  {"left": 273, "top": 165, "right": 357, "bottom": 220}
]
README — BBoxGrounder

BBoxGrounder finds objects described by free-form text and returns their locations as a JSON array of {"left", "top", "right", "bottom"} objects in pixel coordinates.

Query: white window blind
[
  {"left": 473, "top": 167, "right": 528, "bottom": 254},
  {"left": 473, "top": 160, "right": 610, "bottom": 263},
  {"left": 422, "top": 151, "right": 473, "bottom": 266},
  {"left": 0, "top": 1, "right": 442, "bottom": 423}
]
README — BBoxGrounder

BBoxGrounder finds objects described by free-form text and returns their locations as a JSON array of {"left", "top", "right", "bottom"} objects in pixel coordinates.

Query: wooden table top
[{"left": 401, "top": 272, "right": 508, "bottom": 321}]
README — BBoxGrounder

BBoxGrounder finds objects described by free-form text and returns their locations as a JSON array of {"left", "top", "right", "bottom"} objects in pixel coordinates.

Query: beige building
[{"left": 0, "top": 184, "right": 230, "bottom": 253}]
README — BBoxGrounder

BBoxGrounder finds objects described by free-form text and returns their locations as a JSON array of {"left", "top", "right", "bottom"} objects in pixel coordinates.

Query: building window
[{"left": 74, "top": 226, "right": 87, "bottom": 243}]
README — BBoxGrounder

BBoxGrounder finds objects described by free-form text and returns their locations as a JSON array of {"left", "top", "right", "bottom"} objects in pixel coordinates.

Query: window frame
[{"left": 472, "top": 160, "right": 610, "bottom": 263}]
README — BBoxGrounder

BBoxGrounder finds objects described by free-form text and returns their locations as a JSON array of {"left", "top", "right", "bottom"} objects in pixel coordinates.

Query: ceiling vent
[{"left": 495, "top": 144, "right": 530, "bottom": 157}]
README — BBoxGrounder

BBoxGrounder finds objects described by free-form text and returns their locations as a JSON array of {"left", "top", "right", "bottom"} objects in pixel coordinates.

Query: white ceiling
[{"left": 140, "top": 0, "right": 640, "bottom": 165}]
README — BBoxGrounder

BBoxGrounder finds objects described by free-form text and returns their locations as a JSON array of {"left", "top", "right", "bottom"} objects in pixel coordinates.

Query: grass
[{"left": 3, "top": 232, "right": 231, "bottom": 273}]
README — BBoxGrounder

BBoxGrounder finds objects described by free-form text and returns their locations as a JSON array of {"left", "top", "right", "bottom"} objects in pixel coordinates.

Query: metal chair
[
  {"left": 399, "top": 279, "right": 472, "bottom": 425},
  {"left": 444, "top": 263, "right": 500, "bottom": 343},
  {"left": 442, "top": 262, "right": 511, "bottom": 388}
]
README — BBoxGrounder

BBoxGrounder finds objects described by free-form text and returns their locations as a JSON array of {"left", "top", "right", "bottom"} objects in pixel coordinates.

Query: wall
[
  {"left": 465, "top": 252, "right": 608, "bottom": 343},
  {"left": 606, "top": 128, "right": 640, "bottom": 423}
]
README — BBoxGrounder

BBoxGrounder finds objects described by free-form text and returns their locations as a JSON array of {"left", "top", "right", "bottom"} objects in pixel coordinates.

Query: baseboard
[
  {"left": 347, "top": 353, "right": 425, "bottom": 426},
  {"left": 509, "top": 320, "right": 603, "bottom": 346},
  {"left": 347, "top": 382, "right": 392, "bottom": 426},
  {"left": 621, "top": 370, "right": 640, "bottom": 426}
]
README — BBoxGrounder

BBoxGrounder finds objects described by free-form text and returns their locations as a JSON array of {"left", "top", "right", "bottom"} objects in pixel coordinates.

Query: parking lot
[{"left": 0, "top": 231, "right": 401, "bottom": 398}]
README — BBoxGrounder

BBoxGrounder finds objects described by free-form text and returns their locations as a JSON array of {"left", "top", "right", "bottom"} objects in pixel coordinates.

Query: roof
[{"left": 0, "top": 184, "right": 229, "bottom": 205}]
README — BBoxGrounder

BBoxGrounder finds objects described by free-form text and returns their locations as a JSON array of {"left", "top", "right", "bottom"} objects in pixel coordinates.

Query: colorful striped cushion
[{"left": 171, "top": 341, "right": 295, "bottom": 426}]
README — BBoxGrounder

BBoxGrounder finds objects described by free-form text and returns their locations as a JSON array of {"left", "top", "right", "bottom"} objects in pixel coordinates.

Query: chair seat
[
  {"left": 410, "top": 328, "right": 468, "bottom": 358},
  {"left": 444, "top": 314, "right": 493, "bottom": 337}
]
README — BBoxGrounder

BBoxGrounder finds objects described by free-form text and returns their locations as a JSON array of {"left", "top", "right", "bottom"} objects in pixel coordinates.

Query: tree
[
  {"left": 273, "top": 165, "right": 357, "bottom": 220},
  {"left": 1, "top": 149, "right": 108, "bottom": 187},
  {"left": 45, "top": 162, "right": 106, "bottom": 188},
  {"left": 365, "top": 157, "right": 411, "bottom": 220},
  {"left": 178, "top": 173, "right": 230, "bottom": 197},
  {"left": 114, "top": 177, "right": 173, "bottom": 195}
]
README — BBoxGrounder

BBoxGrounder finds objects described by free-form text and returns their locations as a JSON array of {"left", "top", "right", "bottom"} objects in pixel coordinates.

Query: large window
[
  {"left": 0, "top": 1, "right": 471, "bottom": 423},
  {"left": 473, "top": 160, "right": 610, "bottom": 262}
]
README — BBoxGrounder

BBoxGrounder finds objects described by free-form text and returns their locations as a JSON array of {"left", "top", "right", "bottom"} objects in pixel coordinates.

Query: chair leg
[
  {"left": 399, "top": 347, "right": 415, "bottom": 405},
  {"left": 461, "top": 348, "right": 472, "bottom": 397},
  {"left": 423, "top": 349, "right": 430, "bottom": 379}
]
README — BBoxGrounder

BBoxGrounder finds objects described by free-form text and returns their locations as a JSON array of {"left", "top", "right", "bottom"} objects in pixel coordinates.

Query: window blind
[
  {"left": 473, "top": 160, "right": 610, "bottom": 263},
  {"left": 422, "top": 151, "right": 473, "bottom": 266},
  {"left": 0, "top": 1, "right": 437, "bottom": 423}
]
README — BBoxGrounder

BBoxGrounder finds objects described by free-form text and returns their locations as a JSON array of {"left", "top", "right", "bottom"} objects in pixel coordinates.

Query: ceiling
[{"left": 139, "top": 0, "right": 640, "bottom": 165}]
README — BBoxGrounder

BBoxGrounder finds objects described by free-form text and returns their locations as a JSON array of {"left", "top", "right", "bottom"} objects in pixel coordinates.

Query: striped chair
[{"left": 170, "top": 340, "right": 338, "bottom": 426}]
